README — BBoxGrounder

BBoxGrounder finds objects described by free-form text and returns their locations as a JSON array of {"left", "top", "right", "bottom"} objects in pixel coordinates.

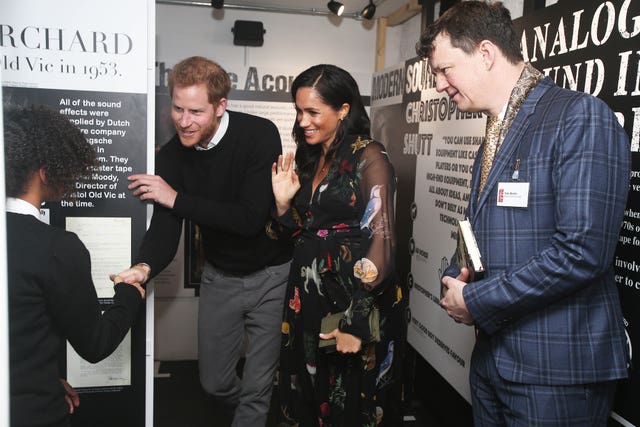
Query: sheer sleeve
[
  {"left": 340, "top": 141, "right": 397, "bottom": 341},
  {"left": 356, "top": 142, "right": 396, "bottom": 290}
]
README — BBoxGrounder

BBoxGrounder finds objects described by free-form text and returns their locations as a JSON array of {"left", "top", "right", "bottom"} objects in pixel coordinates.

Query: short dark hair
[
  {"left": 290, "top": 64, "right": 370, "bottom": 182},
  {"left": 416, "top": 1, "right": 523, "bottom": 64},
  {"left": 168, "top": 56, "right": 231, "bottom": 104},
  {"left": 3, "top": 105, "right": 97, "bottom": 198}
]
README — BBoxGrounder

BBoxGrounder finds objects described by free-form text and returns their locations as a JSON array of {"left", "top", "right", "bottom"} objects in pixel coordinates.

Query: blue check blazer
[{"left": 450, "top": 77, "right": 630, "bottom": 385}]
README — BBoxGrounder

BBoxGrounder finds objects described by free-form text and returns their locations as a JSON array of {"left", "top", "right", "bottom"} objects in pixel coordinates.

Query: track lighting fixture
[
  {"left": 360, "top": 0, "right": 376, "bottom": 20},
  {"left": 211, "top": 0, "right": 224, "bottom": 9},
  {"left": 327, "top": 0, "right": 344, "bottom": 16}
]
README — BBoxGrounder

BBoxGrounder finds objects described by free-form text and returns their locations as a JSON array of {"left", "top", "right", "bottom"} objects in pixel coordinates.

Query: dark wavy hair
[
  {"left": 416, "top": 1, "right": 523, "bottom": 64},
  {"left": 4, "top": 105, "right": 97, "bottom": 198},
  {"left": 291, "top": 64, "right": 370, "bottom": 183}
]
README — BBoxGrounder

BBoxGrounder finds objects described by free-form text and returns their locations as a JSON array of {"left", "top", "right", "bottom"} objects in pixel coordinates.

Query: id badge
[{"left": 497, "top": 182, "right": 529, "bottom": 207}]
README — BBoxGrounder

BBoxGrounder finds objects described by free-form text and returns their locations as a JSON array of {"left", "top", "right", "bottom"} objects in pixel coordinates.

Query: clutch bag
[{"left": 319, "top": 307, "right": 380, "bottom": 350}]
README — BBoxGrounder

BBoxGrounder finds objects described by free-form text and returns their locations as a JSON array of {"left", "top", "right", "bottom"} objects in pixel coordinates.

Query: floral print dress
[{"left": 277, "top": 135, "right": 405, "bottom": 427}]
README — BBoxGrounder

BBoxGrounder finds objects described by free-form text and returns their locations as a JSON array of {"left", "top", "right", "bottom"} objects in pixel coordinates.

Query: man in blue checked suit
[{"left": 417, "top": 1, "right": 630, "bottom": 426}]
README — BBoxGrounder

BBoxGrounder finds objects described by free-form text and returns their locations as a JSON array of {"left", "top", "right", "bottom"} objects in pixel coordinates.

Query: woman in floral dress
[{"left": 272, "top": 64, "right": 405, "bottom": 426}]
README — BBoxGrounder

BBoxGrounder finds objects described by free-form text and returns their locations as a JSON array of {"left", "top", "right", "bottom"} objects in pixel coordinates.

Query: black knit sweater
[{"left": 136, "top": 110, "right": 291, "bottom": 276}]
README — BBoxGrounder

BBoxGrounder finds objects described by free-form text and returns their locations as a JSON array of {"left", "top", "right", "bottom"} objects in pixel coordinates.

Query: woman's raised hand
[{"left": 272, "top": 152, "right": 301, "bottom": 216}]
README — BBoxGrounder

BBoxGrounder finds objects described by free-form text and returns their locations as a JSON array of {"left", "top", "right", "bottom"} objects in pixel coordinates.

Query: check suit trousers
[{"left": 470, "top": 337, "right": 618, "bottom": 427}]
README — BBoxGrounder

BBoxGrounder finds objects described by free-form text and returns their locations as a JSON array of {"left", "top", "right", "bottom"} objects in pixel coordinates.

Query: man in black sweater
[
  {"left": 5, "top": 106, "right": 145, "bottom": 427},
  {"left": 113, "top": 56, "right": 291, "bottom": 426}
]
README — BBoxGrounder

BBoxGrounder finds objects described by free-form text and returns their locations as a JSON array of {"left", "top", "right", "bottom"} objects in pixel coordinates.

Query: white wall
[
  {"left": 385, "top": 13, "right": 423, "bottom": 67},
  {"left": 157, "top": 4, "right": 378, "bottom": 93},
  {"left": 503, "top": 0, "right": 525, "bottom": 19},
  {"left": 384, "top": 0, "right": 529, "bottom": 69}
]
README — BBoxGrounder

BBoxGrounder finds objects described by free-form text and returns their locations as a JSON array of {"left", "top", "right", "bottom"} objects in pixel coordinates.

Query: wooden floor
[{"left": 153, "top": 360, "right": 446, "bottom": 427}]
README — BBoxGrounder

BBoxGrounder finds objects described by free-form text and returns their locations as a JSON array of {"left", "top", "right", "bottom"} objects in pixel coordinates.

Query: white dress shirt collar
[
  {"left": 6, "top": 197, "right": 41, "bottom": 219},
  {"left": 497, "top": 103, "right": 507, "bottom": 120},
  {"left": 195, "top": 110, "right": 229, "bottom": 151}
]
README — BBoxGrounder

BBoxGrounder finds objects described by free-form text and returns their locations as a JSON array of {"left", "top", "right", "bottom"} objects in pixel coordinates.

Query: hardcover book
[{"left": 457, "top": 219, "right": 484, "bottom": 282}]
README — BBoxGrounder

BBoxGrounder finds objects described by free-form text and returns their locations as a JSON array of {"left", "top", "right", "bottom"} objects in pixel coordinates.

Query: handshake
[{"left": 109, "top": 262, "right": 151, "bottom": 299}]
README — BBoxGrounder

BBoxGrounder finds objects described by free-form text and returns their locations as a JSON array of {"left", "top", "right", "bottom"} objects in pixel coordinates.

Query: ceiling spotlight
[
  {"left": 211, "top": 0, "right": 224, "bottom": 9},
  {"left": 361, "top": 0, "right": 376, "bottom": 20},
  {"left": 327, "top": 0, "right": 344, "bottom": 16}
]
